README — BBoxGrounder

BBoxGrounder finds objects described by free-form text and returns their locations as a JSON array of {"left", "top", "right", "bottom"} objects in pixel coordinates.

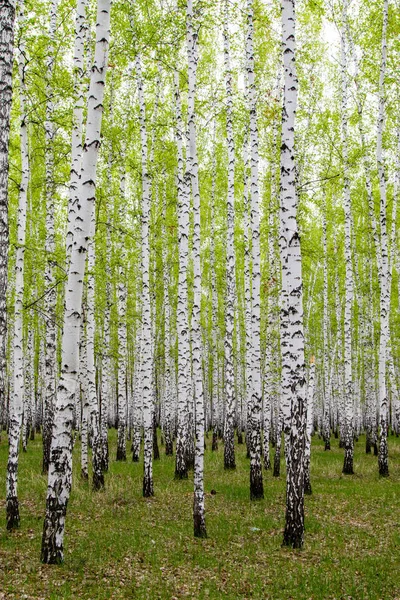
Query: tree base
[
  {"left": 116, "top": 447, "right": 126, "bottom": 461},
  {"left": 81, "top": 470, "right": 88, "bottom": 481},
  {"left": 324, "top": 439, "right": 330, "bottom": 451},
  {"left": 193, "top": 495, "right": 207, "bottom": 538},
  {"left": 342, "top": 449, "right": 354, "bottom": 475},
  {"left": 250, "top": 464, "right": 264, "bottom": 500},
  {"left": 92, "top": 471, "right": 105, "bottom": 491},
  {"left": 282, "top": 529, "right": 304, "bottom": 549},
  {"left": 273, "top": 451, "right": 281, "bottom": 477},
  {"left": 211, "top": 432, "right": 218, "bottom": 451},
  {"left": 143, "top": 475, "right": 154, "bottom": 497},
  {"left": 174, "top": 468, "right": 188, "bottom": 480},
  {"left": 6, "top": 496, "right": 20, "bottom": 531}
]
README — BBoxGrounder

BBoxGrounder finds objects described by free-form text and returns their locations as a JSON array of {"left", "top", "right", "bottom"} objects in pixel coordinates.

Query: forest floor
[{"left": 0, "top": 431, "right": 399, "bottom": 600}]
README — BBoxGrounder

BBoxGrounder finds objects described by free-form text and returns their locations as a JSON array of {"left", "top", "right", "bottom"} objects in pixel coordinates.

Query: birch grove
[{"left": 0, "top": 0, "right": 399, "bottom": 570}]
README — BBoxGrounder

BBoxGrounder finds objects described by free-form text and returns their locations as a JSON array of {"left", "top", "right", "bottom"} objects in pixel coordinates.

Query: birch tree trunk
[
  {"left": 136, "top": 53, "right": 154, "bottom": 498},
  {"left": 186, "top": 0, "right": 206, "bottom": 537},
  {"left": 377, "top": 0, "right": 389, "bottom": 477},
  {"left": 41, "top": 0, "right": 112, "bottom": 563},
  {"left": 174, "top": 69, "right": 190, "bottom": 480},
  {"left": 87, "top": 214, "right": 104, "bottom": 488},
  {"left": 340, "top": 0, "right": 354, "bottom": 476},
  {"left": 304, "top": 357, "right": 315, "bottom": 495},
  {"left": 42, "top": 0, "right": 59, "bottom": 475},
  {"left": 6, "top": 24, "right": 29, "bottom": 529},
  {"left": 0, "top": 0, "right": 16, "bottom": 431},
  {"left": 246, "top": 0, "right": 264, "bottom": 500},
  {"left": 222, "top": 0, "right": 236, "bottom": 472},
  {"left": 280, "top": 0, "right": 306, "bottom": 548},
  {"left": 322, "top": 195, "right": 331, "bottom": 450}
]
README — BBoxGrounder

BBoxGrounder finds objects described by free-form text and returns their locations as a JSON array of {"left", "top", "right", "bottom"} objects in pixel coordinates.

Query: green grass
[{"left": 0, "top": 431, "right": 399, "bottom": 600}]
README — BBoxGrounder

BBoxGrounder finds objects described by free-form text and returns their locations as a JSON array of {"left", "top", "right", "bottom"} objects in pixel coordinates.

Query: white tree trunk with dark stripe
[
  {"left": 0, "top": 0, "right": 16, "bottom": 437},
  {"left": 340, "top": 0, "right": 354, "bottom": 476},
  {"left": 6, "top": 25, "right": 29, "bottom": 529},
  {"left": 186, "top": 0, "right": 206, "bottom": 537},
  {"left": 41, "top": 0, "right": 111, "bottom": 563},
  {"left": 136, "top": 53, "right": 154, "bottom": 498},
  {"left": 246, "top": 0, "right": 264, "bottom": 500},
  {"left": 280, "top": 0, "right": 306, "bottom": 548},
  {"left": 377, "top": 0, "right": 389, "bottom": 477}
]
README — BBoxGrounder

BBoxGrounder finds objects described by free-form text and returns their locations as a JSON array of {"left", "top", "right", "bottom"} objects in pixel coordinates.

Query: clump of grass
[{"left": 0, "top": 432, "right": 399, "bottom": 599}]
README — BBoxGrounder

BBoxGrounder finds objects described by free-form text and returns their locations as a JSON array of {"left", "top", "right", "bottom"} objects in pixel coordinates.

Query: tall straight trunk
[
  {"left": 80, "top": 310, "right": 89, "bottom": 480},
  {"left": 42, "top": 0, "right": 59, "bottom": 475},
  {"left": 222, "top": 0, "right": 236, "bottom": 472},
  {"left": 0, "top": 0, "right": 16, "bottom": 428},
  {"left": 132, "top": 296, "right": 142, "bottom": 462},
  {"left": 116, "top": 165, "right": 128, "bottom": 462},
  {"left": 280, "top": 0, "right": 306, "bottom": 548},
  {"left": 6, "top": 25, "right": 29, "bottom": 529},
  {"left": 136, "top": 53, "right": 154, "bottom": 498},
  {"left": 186, "top": 0, "right": 206, "bottom": 537},
  {"left": 86, "top": 214, "right": 104, "bottom": 488},
  {"left": 304, "top": 357, "right": 315, "bottom": 495},
  {"left": 246, "top": 0, "right": 264, "bottom": 500},
  {"left": 340, "top": 0, "right": 354, "bottom": 476},
  {"left": 66, "top": 0, "right": 87, "bottom": 263},
  {"left": 174, "top": 69, "right": 190, "bottom": 479},
  {"left": 163, "top": 182, "right": 173, "bottom": 456},
  {"left": 210, "top": 117, "right": 220, "bottom": 449},
  {"left": 377, "top": 0, "right": 389, "bottom": 477},
  {"left": 41, "top": 0, "right": 111, "bottom": 564},
  {"left": 322, "top": 195, "right": 331, "bottom": 450}
]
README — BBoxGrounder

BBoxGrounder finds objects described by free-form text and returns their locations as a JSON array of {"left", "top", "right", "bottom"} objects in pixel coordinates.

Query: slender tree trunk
[
  {"left": 185, "top": 0, "right": 206, "bottom": 537},
  {"left": 6, "top": 26, "right": 29, "bottom": 529},
  {"left": 174, "top": 69, "right": 190, "bottom": 479},
  {"left": 280, "top": 0, "right": 306, "bottom": 548},
  {"left": 41, "top": 0, "right": 111, "bottom": 564},
  {"left": 340, "top": 0, "right": 354, "bottom": 476},
  {"left": 42, "top": 0, "right": 59, "bottom": 476},
  {"left": 246, "top": 0, "right": 264, "bottom": 500},
  {"left": 87, "top": 215, "right": 104, "bottom": 489},
  {"left": 136, "top": 53, "right": 154, "bottom": 498},
  {"left": 0, "top": 0, "right": 16, "bottom": 429},
  {"left": 377, "top": 0, "right": 389, "bottom": 478},
  {"left": 222, "top": 0, "right": 236, "bottom": 473},
  {"left": 304, "top": 357, "right": 315, "bottom": 495}
]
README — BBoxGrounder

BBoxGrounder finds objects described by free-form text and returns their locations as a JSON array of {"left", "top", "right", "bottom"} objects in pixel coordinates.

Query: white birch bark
[
  {"left": 186, "top": 0, "right": 206, "bottom": 537},
  {"left": 246, "top": 0, "right": 264, "bottom": 500},
  {"left": 86, "top": 212, "right": 103, "bottom": 488},
  {"left": 304, "top": 356, "right": 315, "bottom": 495},
  {"left": 377, "top": 0, "right": 389, "bottom": 477},
  {"left": 222, "top": 0, "right": 236, "bottom": 472},
  {"left": 116, "top": 163, "right": 127, "bottom": 462},
  {"left": 136, "top": 53, "right": 154, "bottom": 497},
  {"left": 41, "top": 0, "right": 111, "bottom": 563},
  {"left": 66, "top": 0, "right": 88, "bottom": 263},
  {"left": 0, "top": 0, "right": 16, "bottom": 425},
  {"left": 6, "top": 23, "right": 29, "bottom": 528},
  {"left": 80, "top": 309, "right": 89, "bottom": 480},
  {"left": 210, "top": 117, "right": 220, "bottom": 451},
  {"left": 42, "top": 0, "right": 59, "bottom": 475},
  {"left": 340, "top": 0, "right": 354, "bottom": 476},
  {"left": 174, "top": 69, "right": 190, "bottom": 479},
  {"left": 322, "top": 195, "right": 331, "bottom": 450},
  {"left": 280, "top": 0, "right": 306, "bottom": 548}
]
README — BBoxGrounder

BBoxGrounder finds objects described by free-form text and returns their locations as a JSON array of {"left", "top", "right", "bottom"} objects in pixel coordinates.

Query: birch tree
[{"left": 41, "top": 0, "right": 112, "bottom": 563}]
